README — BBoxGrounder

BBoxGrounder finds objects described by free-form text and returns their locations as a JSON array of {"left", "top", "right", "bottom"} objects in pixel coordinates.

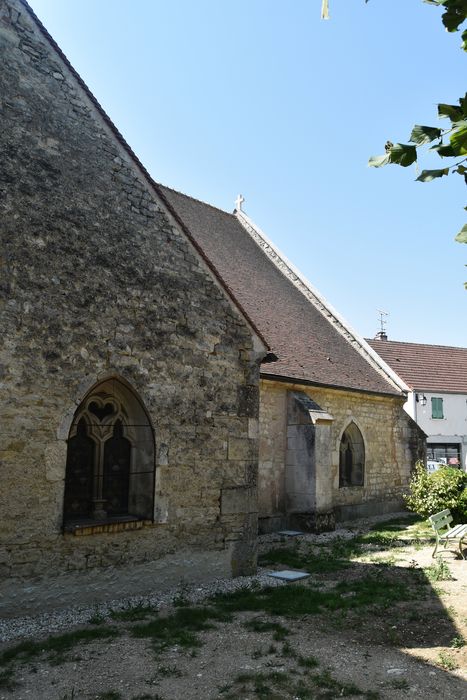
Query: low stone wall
[{"left": 0, "top": 546, "right": 234, "bottom": 618}]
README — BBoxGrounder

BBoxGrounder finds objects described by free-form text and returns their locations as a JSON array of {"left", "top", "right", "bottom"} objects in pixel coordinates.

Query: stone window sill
[{"left": 63, "top": 515, "right": 153, "bottom": 536}]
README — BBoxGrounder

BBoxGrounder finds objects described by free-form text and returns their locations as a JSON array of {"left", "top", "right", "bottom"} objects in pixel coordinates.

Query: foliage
[
  {"left": 368, "top": 0, "right": 467, "bottom": 261},
  {"left": 404, "top": 460, "right": 467, "bottom": 520},
  {"left": 130, "top": 604, "right": 232, "bottom": 654},
  {"left": 424, "top": 557, "right": 454, "bottom": 581},
  {"left": 211, "top": 575, "right": 416, "bottom": 619},
  {"left": 437, "top": 650, "right": 459, "bottom": 670},
  {"left": 0, "top": 627, "right": 119, "bottom": 668}
]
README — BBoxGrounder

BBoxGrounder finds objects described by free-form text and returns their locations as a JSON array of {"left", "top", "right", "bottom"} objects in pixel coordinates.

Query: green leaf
[
  {"left": 455, "top": 164, "right": 467, "bottom": 174},
  {"left": 368, "top": 153, "right": 390, "bottom": 168},
  {"left": 440, "top": 1, "right": 467, "bottom": 32},
  {"left": 460, "top": 93, "right": 467, "bottom": 116},
  {"left": 410, "top": 125, "right": 442, "bottom": 145},
  {"left": 430, "top": 143, "right": 456, "bottom": 156},
  {"left": 455, "top": 224, "right": 467, "bottom": 243},
  {"left": 438, "top": 103, "right": 464, "bottom": 122},
  {"left": 416, "top": 168, "right": 449, "bottom": 182},
  {"left": 450, "top": 123, "right": 467, "bottom": 155},
  {"left": 462, "top": 27, "right": 467, "bottom": 51},
  {"left": 388, "top": 143, "right": 417, "bottom": 167}
]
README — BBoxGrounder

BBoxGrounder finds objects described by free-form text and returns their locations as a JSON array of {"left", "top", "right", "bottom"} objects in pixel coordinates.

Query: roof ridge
[
  {"left": 368, "top": 339, "right": 467, "bottom": 352},
  {"left": 157, "top": 182, "right": 236, "bottom": 218},
  {"left": 235, "top": 210, "right": 408, "bottom": 395}
]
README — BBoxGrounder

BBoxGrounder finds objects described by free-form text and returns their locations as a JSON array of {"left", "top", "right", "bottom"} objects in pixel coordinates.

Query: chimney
[{"left": 374, "top": 331, "right": 388, "bottom": 341}]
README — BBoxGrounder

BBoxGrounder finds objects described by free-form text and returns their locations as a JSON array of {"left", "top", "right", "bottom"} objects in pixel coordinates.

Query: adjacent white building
[{"left": 367, "top": 338, "right": 467, "bottom": 471}]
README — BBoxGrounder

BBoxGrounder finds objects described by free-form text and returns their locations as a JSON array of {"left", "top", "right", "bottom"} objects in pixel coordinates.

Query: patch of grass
[
  {"left": 281, "top": 641, "right": 296, "bottom": 658},
  {"left": 358, "top": 531, "right": 399, "bottom": 547},
  {"left": 211, "top": 574, "right": 416, "bottom": 620},
  {"left": 152, "top": 664, "right": 182, "bottom": 679},
  {"left": 110, "top": 603, "right": 158, "bottom": 622},
  {"left": 369, "top": 515, "right": 424, "bottom": 532},
  {"left": 305, "top": 669, "right": 373, "bottom": 697},
  {"left": 358, "top": 515, "right": 434, "bottom": 548},
  {"left": 451, "top": 635, "right": 465, "bottom": 648},
  {"left": 0, "top": 626, "right": 120, "bottom": 668},
  {"left": 297, "top": 654, "right": 319, "bottom": 669},
  {"left": 243, "top": 617, "right": 290, "bottom": 641},
  {"left": 95, "top": 692, "right": 122, "bottom": 700},
  {"left": 224, "top": 663, "right": 378, "bottom": 699},
  {"left": 259, "top": 540, "right": 356, "bottom": 574},
  {"left": 437, "top": 651, "right": 459, "bottom": 670},
  {"left": 232, "top": 670, "right": 290, "bottom": 699},
  {"left": 87, "top": 610, "right": 106, "bottom": 625},
  {"left": 424, "top": 558, "right": 453, "bottom": 582},
  {"left": 131, "top": 605, "right": 232, "bottom": 653}
]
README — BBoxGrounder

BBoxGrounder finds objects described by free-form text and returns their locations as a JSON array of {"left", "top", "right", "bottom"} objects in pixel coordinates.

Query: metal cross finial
[
  {"left": 235, "top": 194, "right": 245, "bottom": 212},
  {"left": 321, "top": 0, "right": 330, "bottom": 20}
]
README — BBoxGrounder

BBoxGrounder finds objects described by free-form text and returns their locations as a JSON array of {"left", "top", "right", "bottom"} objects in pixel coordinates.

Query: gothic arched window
[
  {"left": 63, "top": 378, "right": 155, "bottom": 526},
  {"left": 339, "top": 422, "right": 364, "bottom": 487}
]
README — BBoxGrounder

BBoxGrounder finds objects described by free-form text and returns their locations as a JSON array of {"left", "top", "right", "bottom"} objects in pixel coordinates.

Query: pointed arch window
[
  {"left": 63, "top": 379, "right": 155, "bottom": 527},
  {"left": 339, "top": 422, "right": 364, "bottom": 487}
]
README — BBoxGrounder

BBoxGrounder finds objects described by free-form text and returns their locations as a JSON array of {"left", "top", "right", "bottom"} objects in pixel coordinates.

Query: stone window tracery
[
  {"left": 339, "top": 422, "right": 364, "bottom": 487},
  {"left": 63, "top": 379, "right": 155, "bottom": 527}
]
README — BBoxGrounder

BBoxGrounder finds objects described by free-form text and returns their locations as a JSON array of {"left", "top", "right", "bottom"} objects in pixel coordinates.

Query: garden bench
[{"left": 428, "top": 509, "right": 467, "bottom": 559}]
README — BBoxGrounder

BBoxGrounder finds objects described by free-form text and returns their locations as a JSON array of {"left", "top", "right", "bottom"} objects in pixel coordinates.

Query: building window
[
  {"left": 339, "top": 422, "right": 365, "bottom": 487},
  {"left": 431, "top": 397, "right": 444, "bottom": 419},
  {"left": 427, "top": 443, "right": 460, "bottom": 465},
  {"left": 63, "top": 378, "right": 155, "bottom": 528}
]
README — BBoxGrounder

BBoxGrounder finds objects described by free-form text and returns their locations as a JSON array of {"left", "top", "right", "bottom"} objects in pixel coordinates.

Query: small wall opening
[{"left": 339, "top": 422, "right": 364, "bottom": 487}]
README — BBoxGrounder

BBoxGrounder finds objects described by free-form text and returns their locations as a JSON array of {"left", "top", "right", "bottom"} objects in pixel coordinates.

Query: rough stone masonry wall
[
  {"left": 259, "top": 380, "right": 424, "bottom": 526},
  {"left": 0, "top": 0, "right": 260, "bottom": 614}
]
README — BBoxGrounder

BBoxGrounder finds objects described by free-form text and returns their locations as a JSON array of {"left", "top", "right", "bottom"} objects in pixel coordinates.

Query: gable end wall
[{"left": 0, "top": 0, "right": 259, "bottom": 615}]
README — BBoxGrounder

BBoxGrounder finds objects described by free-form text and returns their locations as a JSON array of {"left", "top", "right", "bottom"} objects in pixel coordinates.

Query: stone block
[
  {"left": 228, "top": 437, "right": 254, "bottom": 460},
  {"left": 221, "top": 486, "right": 256, "bottom": 515}
]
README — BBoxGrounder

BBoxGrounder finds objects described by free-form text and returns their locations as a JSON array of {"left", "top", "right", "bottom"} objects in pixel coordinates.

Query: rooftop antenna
[{"left": 375, "top": 309, "right": 389, "bottom": 340}]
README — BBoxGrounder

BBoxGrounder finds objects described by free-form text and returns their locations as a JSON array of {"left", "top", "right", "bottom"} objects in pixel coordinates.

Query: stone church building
[{"left": 0, "top": 0, "right": 424, "bottom": 616}]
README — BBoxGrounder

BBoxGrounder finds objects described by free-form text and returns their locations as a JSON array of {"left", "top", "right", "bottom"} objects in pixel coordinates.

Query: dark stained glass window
[
  {"left": 63, "top": 418, "right": 95, "bottom": 519},
  {"left": 63, "top": 380, "right": 155, "bottom": 528},
  {"left": 103, "top": 420, "right": 131, "bottom": 515}
]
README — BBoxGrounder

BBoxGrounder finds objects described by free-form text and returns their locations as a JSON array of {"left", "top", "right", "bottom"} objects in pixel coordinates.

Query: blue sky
[{"left": 28, "top": 0, "right": 466, "bottom": 346}]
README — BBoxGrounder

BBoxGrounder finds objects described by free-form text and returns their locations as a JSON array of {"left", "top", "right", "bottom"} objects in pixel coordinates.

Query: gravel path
[{"left": 0, "top": 516, "right": 376, "bottom": 644}]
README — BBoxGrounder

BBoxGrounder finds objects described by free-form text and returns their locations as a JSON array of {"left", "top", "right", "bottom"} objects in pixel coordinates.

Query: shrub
[{"left": 404, "top": 461, "right": 467, "bottom": 522}]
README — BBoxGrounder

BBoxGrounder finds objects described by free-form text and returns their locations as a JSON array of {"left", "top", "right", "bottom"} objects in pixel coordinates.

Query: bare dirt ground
[{"left": 1, "top": 513, "right": 467, "bottom": 700}]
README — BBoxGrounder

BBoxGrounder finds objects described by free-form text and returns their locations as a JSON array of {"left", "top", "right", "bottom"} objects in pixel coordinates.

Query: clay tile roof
[
  {"left": 158, "top": 185, "right": 402, "bottom": 397},
  {"left": 366, "top": 339, "right": 467, "bottom": 393}
]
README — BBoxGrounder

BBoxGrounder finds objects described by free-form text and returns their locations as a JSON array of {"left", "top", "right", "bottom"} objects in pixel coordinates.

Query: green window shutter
[{"left": 431, "top": 397, "right": 444, "bottom": 419}]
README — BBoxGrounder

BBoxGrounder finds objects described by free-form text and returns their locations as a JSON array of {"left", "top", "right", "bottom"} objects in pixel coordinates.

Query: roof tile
[
  {"left": 367, "top": 339, "right": 467, "bottom": 393},
  {"left": 159, "top": 185, "right": 401, "bottom": 396}
]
